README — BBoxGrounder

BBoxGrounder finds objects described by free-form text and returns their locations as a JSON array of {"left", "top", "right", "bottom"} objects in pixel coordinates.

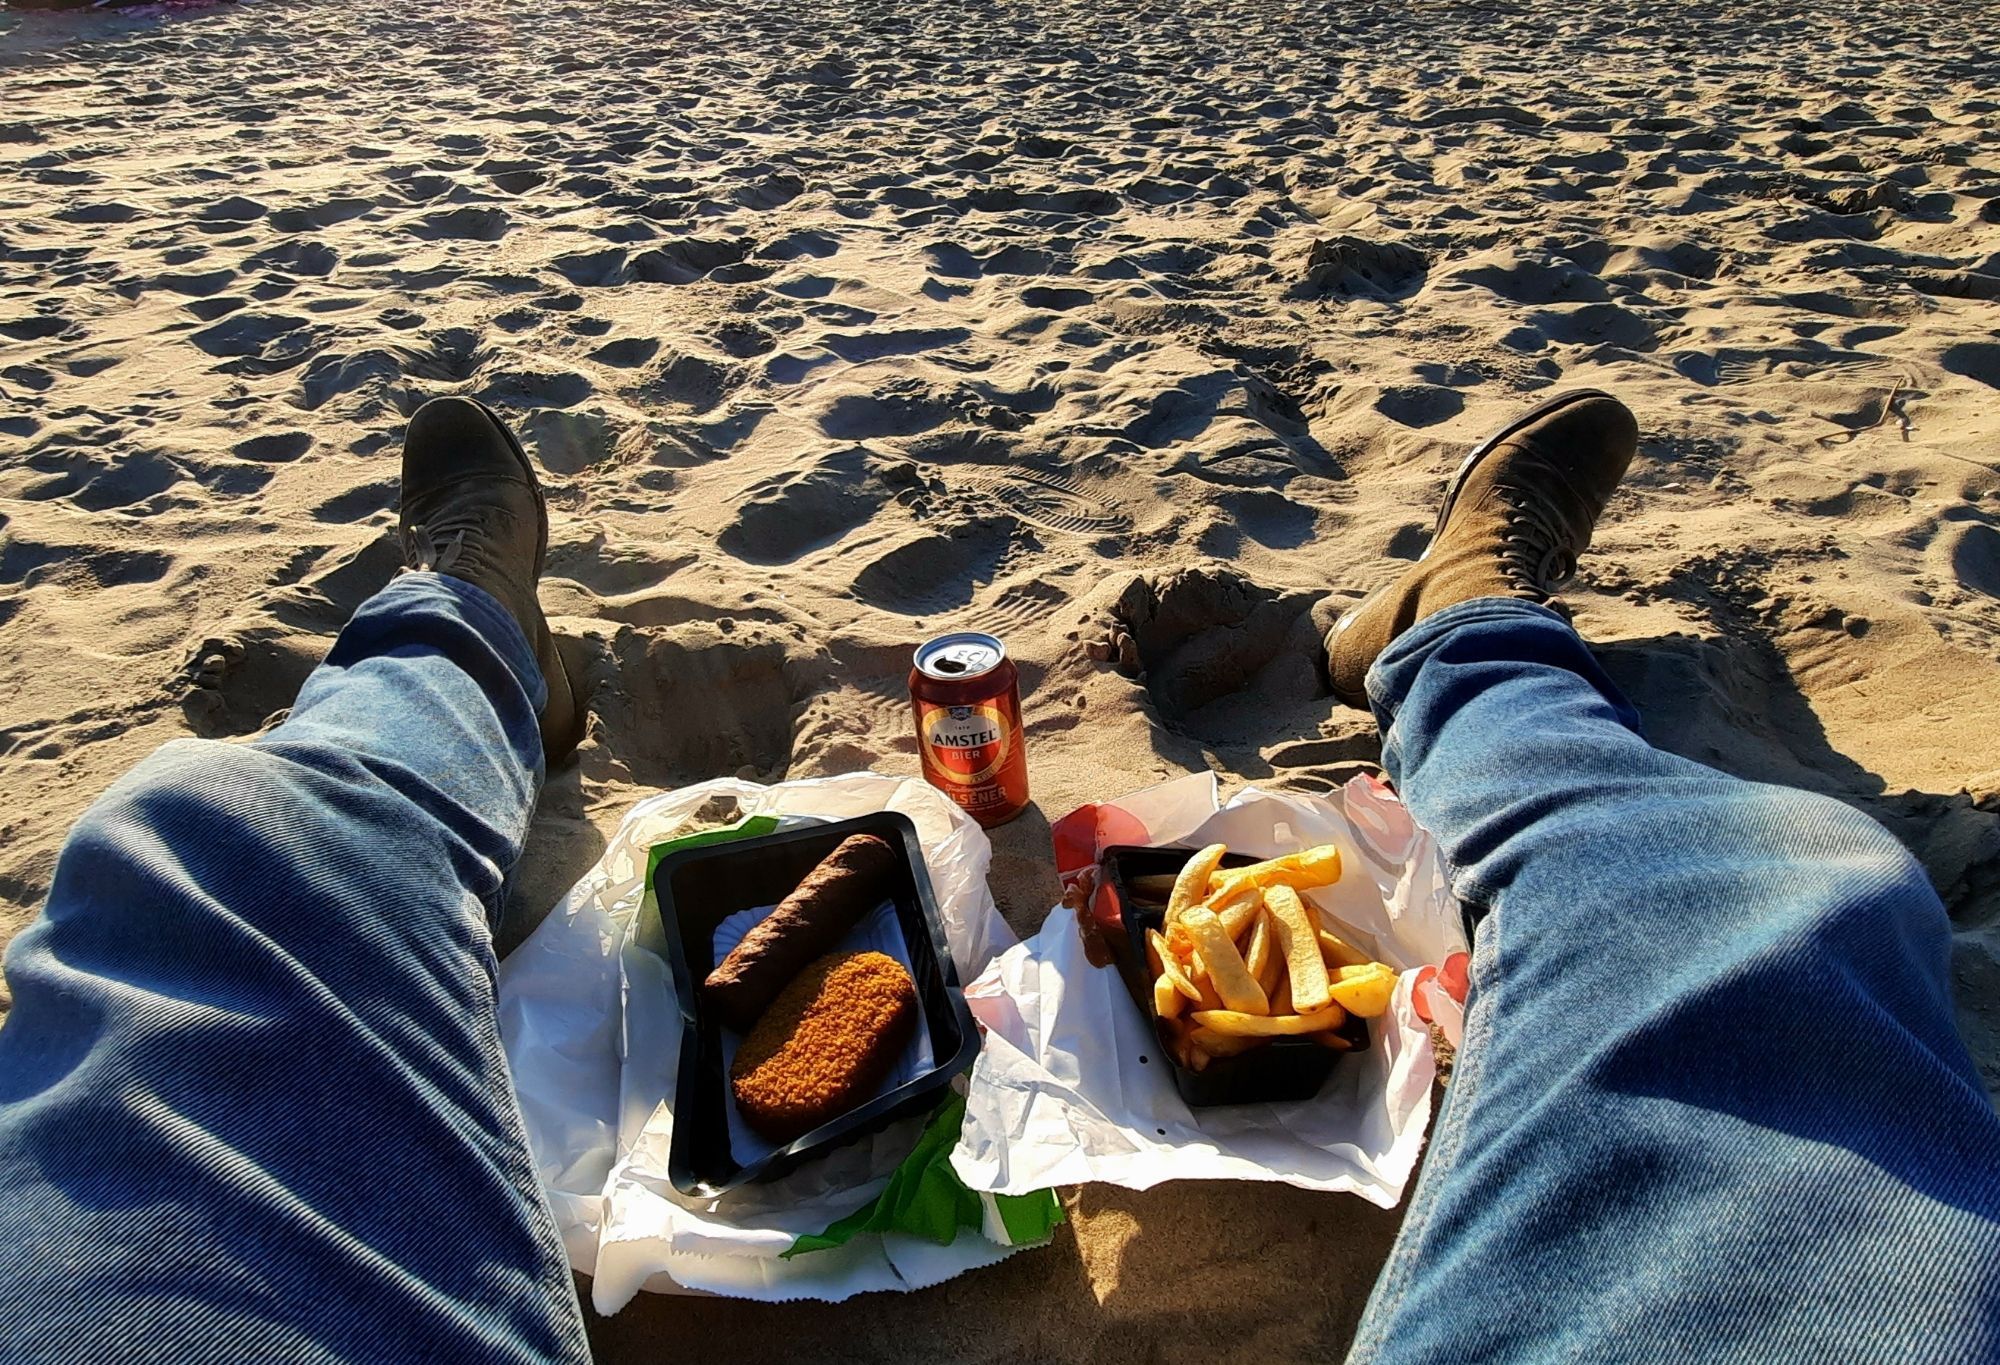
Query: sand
[{"left": 2, "top": 0, "right": 1997, "bottom": 1355}]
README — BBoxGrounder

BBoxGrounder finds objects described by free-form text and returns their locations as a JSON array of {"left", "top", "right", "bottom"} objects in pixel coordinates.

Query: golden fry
[
  {"left": 1145, "top": 929, "right": 1165, "bottom": 979},
  {"left": 1243, "top": 905, "right": 1274, "bottom": 982},
  {"left": 1213, "top": 886, "right": 1263, "bottom": 939},
  {"left": 1166, "top": 843, "right": 1229, "bottom": 929},
  {"left": 1255, "top": 917, "right": 1284, "bottom": 999},
  {"left": 1298, "top": 895, "right": 1323, "bottom": 935},
  {"left": 1186, "top": 953, "right": 1225, "bottom": 1011},
  {"left": 1154, "top": 973, "right": 1185, "bottom": 1019},
  {"left": 1265, "top": 885, "right": 1332, "bottom": 1014},
  {"left": 1150, "top": 929, "right": 1204, "bottom": 1003},
  {"left": 1182, "top": 906, "right": 1268, "bottom": 1014},
  {"left": 1190, "top": 1004, "right": 1348, "bottom": 1037},
  {"left": 1210, "top": 845, "right": 1343, "bottom": 898},
  {"left": 1329, "top": 961, "right": 1398, "bottom": 1018},
  {"left": 1189, "top": 1026, "right": 1267, "bottom": 1057},
  {"left": 1271, "top": 972, "right": 1293, "bottom": 1016},
  {"left": 1316, "top": 926, "right": 1371, "bottom": 969}
]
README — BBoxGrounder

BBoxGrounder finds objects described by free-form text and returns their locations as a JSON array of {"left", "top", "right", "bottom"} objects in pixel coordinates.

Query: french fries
[
  {"left": 1243, "top": 908, "right": 1274, "bottom": 985},
  {"left": 1189, "top": 1026, "right": 1265, "bottom": 1057},
  {"left": 1316, "top": 925, "right": 1370, "bottom": 969},
  {"left": 1151, "top": 929, "right": 1208, "bottom": 1006},
  {"left": 1181, "top": 907, "right": 1268, "bottom": 1014},
  {"left": 1165, "top": 843, "right": 1228, "bottom": 929},
  {"left": 1328, "top": 961, "right": 1398, "bottom": 1018},
  {"left": 1264, "top": 885, "right": 1331, "bottom": 1014},
  {"left": 1213, "top": 886, "right": 1264, "bottom": 940},
  {"left": 1209, "top": 846, "right": 1343, "bottom": 898},
  {"left": 1186, "top": 957, "right": 1225, "bottom": 1011},
  {"left": 1253, "top": 914, "right": 1283, "bottom": 1000},
  {"left": 1191, "top": 1004, "right": 1348, "bottom": 1036},
  {"left": 1144, "top": 839, "right": 1400, "bottom": 1069}
]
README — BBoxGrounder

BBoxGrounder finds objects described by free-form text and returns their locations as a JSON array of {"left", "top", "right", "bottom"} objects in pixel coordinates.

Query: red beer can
[{"left": 909, "top": 632, "right": 1030, "bottom": 828}]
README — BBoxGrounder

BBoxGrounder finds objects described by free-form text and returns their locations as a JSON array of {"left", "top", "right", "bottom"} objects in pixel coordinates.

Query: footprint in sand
[
  {"left": 630, "top": 238, "right": 751, "bottom": 285},
  {"left": 410, "top": 206, "right": 511, "bottom": 242},
  {"left": 476, "top": 366, "right": 592, "bottom": 411},
  {"left": 1373, "top": 385, "right": 1466, "bottom": 429},
  {"left": 954, "top": 468, "right": 1130, "bottom": 538},
  {"left": 269, "top": 197, "right": 374, "bottom": 233},
  {"left": 310, "top": 479, "right": 399, "bottom": 525},
  {"left": 586, "top": 337, "right": 659, "bottom": 368},
  {"left": 231, "top": 432, "right": 313, "bottom": 463},
  {"left": 1941, "top": 343, "right": 2000, "bottom": 391},
  {"left": 553, "top": 249, "right": 629, "bottom": 288},
  {"left": 0, "top": 538, "right": 172, "bottom": 592},
  {"left": 1950, "top": 522, "right": 2000, "bottom": 600},
  {"left": 978, "top": 579, "right": 1073, "bottom": 642},
  {"left": 33, "top": 450, "right": 189, "bottom": 514},
  {"left": 640, "top": 353, "right": 738, "bottom": 414},
  {"left": 189, "top": 312, "right": 324, "bottom": 373},
  {"left": 520, "top": 408, "right": 638, "bottom": 476},
  {"left": 479, "top": 159, "right": 547, "bottom": 195},
  {"left": 718, "top": 448, "right": 891, "bottom": 565},
  {"left": 817, "top": 380, "right": 969, "bottom": 440},
  {"left": 851, "top": 517, "right": 1021, "bottom": 616}
]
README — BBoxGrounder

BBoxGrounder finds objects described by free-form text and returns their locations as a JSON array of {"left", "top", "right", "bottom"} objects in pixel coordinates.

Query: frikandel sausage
[{"left": 702, "top": 834, "right": 898, "bottom": 1032}]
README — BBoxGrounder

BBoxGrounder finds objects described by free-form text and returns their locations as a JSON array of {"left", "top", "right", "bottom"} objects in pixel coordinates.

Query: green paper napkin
[
  {"left": 783, "top": 1094, "right": 1064, "bottom": 1258},
  {"left": 647, "top": 815, "right": 783, "bottom": 881}
]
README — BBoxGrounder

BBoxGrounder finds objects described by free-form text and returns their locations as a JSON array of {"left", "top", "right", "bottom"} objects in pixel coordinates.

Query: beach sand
[{"left": 2, "top": 0, "right": 1996, "bottom": 1355}]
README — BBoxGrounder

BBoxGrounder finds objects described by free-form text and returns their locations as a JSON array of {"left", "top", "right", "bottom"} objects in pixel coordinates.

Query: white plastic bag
[
  {"left": 951, "top": 774, "right": 1465, "bottom": 1205},
  {"left": 495, "top": 773, "right": 1020, "bottom": 1310}
]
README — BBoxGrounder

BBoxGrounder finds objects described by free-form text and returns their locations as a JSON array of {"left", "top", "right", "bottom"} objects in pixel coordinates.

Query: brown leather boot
[
  {"left": 1325, "top": 389, "right": 1638, "bottom": 708},
  {"left": 399, "top": 396, "right": 585, "bottom": 765}
]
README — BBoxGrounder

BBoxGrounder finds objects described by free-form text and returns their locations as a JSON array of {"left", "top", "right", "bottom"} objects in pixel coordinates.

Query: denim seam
[
  {"left": 1438, "top": 851, "right": 1503, "bottom": 915},
  {"left": 1365, "top": 895, "right": 1503, "bottom": 1336}
]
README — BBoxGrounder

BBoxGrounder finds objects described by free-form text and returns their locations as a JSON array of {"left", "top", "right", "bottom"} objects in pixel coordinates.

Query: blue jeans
[
  {"left": 1350, "top": 598, "right": 2000, "bottom": 1362},
  {"left": 4, "top": 581, "right": 1994, "bottom": 1362},
  {"left": 0, "top": 574, "right": 589, "bottom": 1364}
]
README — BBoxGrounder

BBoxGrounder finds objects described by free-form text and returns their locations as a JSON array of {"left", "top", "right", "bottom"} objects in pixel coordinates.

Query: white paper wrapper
[
  {"left": 951, "top": 778, "right": 1463, "bottom": 1206},
  {"left": 495, "top": 773, "right": 1024, "bottom": 1310}
]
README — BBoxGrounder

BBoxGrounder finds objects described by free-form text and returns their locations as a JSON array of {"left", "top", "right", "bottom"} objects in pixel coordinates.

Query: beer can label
[{"left": 917, "top": 700, "right": 1013, "bottom": 787}]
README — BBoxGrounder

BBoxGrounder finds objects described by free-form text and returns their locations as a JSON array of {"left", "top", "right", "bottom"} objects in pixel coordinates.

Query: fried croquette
[
  {"left": 729, "top": 950, "right": 918, "bottom": 1144},
  {"left": 704, "top": 834, "right": 898, "bottom": 1032}
]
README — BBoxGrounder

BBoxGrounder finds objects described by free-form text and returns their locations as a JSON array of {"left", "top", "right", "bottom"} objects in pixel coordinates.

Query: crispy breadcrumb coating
[{"left": 730, "top": 951, "right": 918, "bottom": 1144}]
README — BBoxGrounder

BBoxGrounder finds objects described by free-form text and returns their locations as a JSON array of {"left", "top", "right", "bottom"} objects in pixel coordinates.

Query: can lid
[{"left": 914, "top": 632, "right": 1006, "bottom": 681}]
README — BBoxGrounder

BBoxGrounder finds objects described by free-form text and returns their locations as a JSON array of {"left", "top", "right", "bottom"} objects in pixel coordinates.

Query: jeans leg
[
  {"left": 1348, "top": 598, "right": 2000, "bottom": 1364},
  {"left": 0, "top": 573, "right": 590, "bottom": 1365}
]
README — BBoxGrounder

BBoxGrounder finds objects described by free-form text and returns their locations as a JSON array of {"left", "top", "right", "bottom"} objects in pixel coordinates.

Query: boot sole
[{"left": 1326, "top": 388, "right": 1614, "bottom": 707}]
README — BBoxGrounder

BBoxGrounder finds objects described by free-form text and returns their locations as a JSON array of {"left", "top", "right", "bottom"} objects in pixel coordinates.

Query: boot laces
[
  {"left": 401, "top": 508, "right": 488, "bottom": 575},
  {"left": 1498, "top": 489, "right": 1576, "bottom": 595}
]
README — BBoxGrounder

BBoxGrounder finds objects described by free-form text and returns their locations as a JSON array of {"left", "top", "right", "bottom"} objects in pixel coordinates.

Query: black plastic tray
[
  {"left": 1102, "top": 844, "right": 1366, "bottom": 1108},
  {"left": 644, "top": 811, "right": 979, "bottom": 1197}
]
